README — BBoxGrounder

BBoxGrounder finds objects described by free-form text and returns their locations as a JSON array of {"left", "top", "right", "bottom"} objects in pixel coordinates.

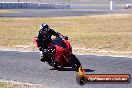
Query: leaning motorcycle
[{"left": 34, "top": 35, "right": 81, "bottom": 71}]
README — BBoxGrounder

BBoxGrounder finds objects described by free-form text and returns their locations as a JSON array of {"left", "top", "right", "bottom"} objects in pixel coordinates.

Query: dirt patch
[
  {"left": 12, "top": 45, "right": 30, "bottom": 49},
  {"left": 73, "top": 48, "right": 132, "bottom": 57}
]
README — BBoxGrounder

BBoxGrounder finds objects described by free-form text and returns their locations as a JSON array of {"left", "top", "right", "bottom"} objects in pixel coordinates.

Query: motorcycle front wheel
[{"left": 70, "top": 54, "right": 81, "bottom": 72}]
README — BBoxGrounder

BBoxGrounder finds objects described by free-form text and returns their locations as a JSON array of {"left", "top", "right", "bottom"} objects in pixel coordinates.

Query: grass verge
[
  {"left": 0, "top": 14, "right": 132, "bottom": 55},
  {"left": 0, "top": 81, "right": 47, "bottom": 88},
  {"left": 0, "top": 82, "right": 13, "bottom": 88},
  {"left": 0, "top": 10, "right": 18, "bottom": 14}
]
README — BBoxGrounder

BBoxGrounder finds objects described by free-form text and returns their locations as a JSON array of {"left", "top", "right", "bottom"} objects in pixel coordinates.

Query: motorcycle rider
[
  {"left": 36, "top": 23, "right": 60, "bottom": 63},
  {"left": 34, "top": 23, "right": 81, "bottom": 71}
]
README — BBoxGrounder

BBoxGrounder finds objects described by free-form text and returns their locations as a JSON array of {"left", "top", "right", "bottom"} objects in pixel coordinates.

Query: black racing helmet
[
  {"left": 39, "top": 23, "right": 49, "bottom": 35},
  {"left": 40, "top": 23, "right": 49, "bottom": 30}
]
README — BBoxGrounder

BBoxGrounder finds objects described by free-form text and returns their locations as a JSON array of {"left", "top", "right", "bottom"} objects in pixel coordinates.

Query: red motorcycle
[{"left": 34, "top": 35, "right": 81, "bottom": 71}]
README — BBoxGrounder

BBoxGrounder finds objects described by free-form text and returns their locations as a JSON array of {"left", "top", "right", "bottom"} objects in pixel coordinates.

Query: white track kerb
[{"left": 0, "top": 48, "right": 132, "bottom": 58}]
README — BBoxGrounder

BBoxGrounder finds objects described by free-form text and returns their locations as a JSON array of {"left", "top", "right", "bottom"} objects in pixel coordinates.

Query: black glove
[
  {"left": 64, "top": 36, "right": 68, "bottom": 40},
  {"left": 59, "top": 34, "right": 68, "bottom": 40}
]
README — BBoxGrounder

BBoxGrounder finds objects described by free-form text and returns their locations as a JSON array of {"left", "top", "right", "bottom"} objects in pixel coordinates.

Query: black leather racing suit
[{"left": 36, "top": 28, "right": 59, "bottom": 62}]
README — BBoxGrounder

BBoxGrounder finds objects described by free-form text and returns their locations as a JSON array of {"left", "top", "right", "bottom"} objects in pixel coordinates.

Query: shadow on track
[{"left": 50, "top": 67, "right": 95, "bottom": 72}]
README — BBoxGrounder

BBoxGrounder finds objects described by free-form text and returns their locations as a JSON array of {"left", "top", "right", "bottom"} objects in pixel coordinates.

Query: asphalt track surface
[
  {"left": 0, "top": 9, "right": 114, "bottom": 17},
  {"left": 0, "top": 9, "right": 132, "bottom": 17},
  {"left": 0, "top": 51, "right": 132, "bottom": 88}
]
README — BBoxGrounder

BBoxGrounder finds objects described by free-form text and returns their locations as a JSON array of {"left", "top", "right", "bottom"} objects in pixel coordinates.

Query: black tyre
[
  {"left": 70, "top": 54, "right": 81, "bottom": 71},
  {"left": 76, "top": 75, "right": 87, "bottom": 85}
]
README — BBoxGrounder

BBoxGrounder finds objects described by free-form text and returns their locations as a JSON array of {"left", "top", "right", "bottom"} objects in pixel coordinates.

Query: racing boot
[
  {"left": 40, "top": 55, "right": 46, "bottom": 62},
  {"left": 40, "top": 51, "right": 48, "bottom": 62}
]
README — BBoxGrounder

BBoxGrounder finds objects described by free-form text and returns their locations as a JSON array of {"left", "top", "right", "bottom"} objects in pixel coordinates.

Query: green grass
[
  {"left": 0, "top": 81, "right": 47, "bottom": 88},
  {"left": 0, "top": 82, "right": 13, "bottom": 88},
  {"left": 0, "top": 10, "right": 18, "bottom": 14},
  {"left": 0, "top": 15, "right": 132, "bottom": 53}
]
